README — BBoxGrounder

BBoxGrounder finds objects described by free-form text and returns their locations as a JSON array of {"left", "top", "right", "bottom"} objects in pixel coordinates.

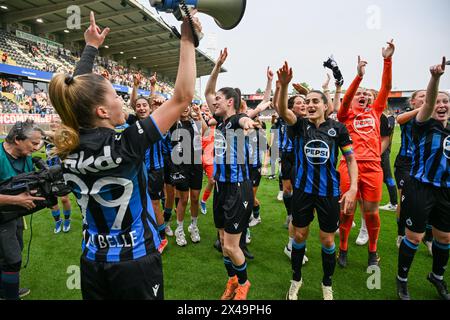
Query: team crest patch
[
  {"left": 444, "top": 136, "right": 450, "bottom": 160},
  {"left": 328, "top": 128, "right": 337, "bottom": 137}
]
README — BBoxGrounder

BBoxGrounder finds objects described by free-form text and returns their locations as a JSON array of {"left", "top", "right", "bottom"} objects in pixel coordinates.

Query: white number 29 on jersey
[{"left": 63, "top": 174, "right": 133, "bottom": 230}]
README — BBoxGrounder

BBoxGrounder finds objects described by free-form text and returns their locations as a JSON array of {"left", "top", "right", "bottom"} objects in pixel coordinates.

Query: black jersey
[
  {"left": 410, "top": 118, "right": 450, "bottom": 188},
  {"left": 380, "top": 114, "right": 395, "bottom": 153},
  {"left": 289, "top": 117, "right": 353, "bottom": 197},
  {"left": 170, "top": 119, "right": 202, "bottom": 166},
  {"left": 62, "top": 116, "right": 163, "bottom": 262},
  {"left": 214, "top": 113, "right": 251, "bottom": 183}
]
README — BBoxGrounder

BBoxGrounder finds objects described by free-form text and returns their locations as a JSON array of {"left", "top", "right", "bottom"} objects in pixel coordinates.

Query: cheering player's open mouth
[
  {"left": 358, "top": 97, "right": 367, "bottom": 107},
  {"left": 306, "top": 107, "right": 318, "bottom": 117},
  {"left": 435, "top": 106, "right": 448, "bottom": 119}
]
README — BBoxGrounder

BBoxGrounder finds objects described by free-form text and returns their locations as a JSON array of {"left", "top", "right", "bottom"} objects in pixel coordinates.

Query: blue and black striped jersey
[
  {"left": 410, "top": 118, "right": 450, "bottom": 188},
  {"left": 398, "top": 119, "right": 414, "bottom": 159},
  {"left": 144, "top": 140, "right": 164, "bottom": 171},
  {"left": 161, "top": 131, "right": 173, "bottom": 157},
  {"left": 62, "top": 116, "right": 163, "bottom": 262},
  {"left": 278, "top": 118, "right": 293, "bottom": 153},
  {"left": 214, "top": 113, "right": 251, "bottom": 183},
  {"left": 289, "top": 118, "right": 353, "bottom": 197}
]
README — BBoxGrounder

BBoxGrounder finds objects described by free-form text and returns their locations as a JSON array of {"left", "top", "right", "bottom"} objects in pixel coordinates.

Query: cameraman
[{"left": 0, "top": 119, "right": 45, "bottom": 300}]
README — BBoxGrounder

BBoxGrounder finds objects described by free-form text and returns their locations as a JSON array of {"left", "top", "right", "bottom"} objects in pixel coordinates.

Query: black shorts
[
  {"left": 401, "top": 178, "right": 450, "bottom": 233},
  {"left": 213, "top": 180, "right": 254, "bottom": 235},
  {"left": 281, "top": 151, "right": 295, "bottom": 181},
  {"left": 147, "top": 168, "right": 165, "bottom": 200},
  {"left": 0, "top": 217, "right": 24, "bottom": 270},
  {"left": 80, "top": 252, "right": 164, "bottom": 300},
  {"left": 172, "top": 164, "right": 203, "bottom": 192},
  {"left": 250, "top": 166, "right": 262, "bottom": 187},
  {"left": 394, "top": 155, "right": 412, "bottom": 190},
  {"left": 163, "top": 155, "right": 173, "bottom": 185},
  {"left": 291, "top": 189, "right": 340, "bottom": 233}
]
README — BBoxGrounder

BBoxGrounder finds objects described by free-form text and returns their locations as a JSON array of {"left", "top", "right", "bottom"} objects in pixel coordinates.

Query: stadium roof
[{"left": 0, "top": 0, "right": 222, "bottom": 81}]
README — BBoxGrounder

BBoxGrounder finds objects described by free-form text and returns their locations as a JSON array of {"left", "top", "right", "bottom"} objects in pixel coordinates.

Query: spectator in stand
[{"left": 1, "top": 52, "right": 7, "bottom": 63}]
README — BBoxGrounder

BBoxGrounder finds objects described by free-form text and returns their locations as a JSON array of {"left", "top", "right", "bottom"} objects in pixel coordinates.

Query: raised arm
[
  {"left": 322, "top": 74, "right": 335, "bottom": 117},
  {"left": 130, "top": 73, "right": 142, "bottom": 111},
  {"left": 277, "top": 62, "right": 297, "bottom": 126},
  {"left": 262, "top": 67, "right": 274, "bottom": 103},
  {"left": 74, "top": 12, "right": 109, "bottom": 76},
  {"left": 151, "top": 14, "right": 200, "bottom": 134},
  {"left": 246, "top": 68, "right": 274, "bottom": 119},
  {"left": 337, "top": 56, "right": 366, "bottom": 121},
  {"left": 416, "top": 57, "right": 446, "bottom": 123},
  {"left": 333, "top": 84, "right": 343, "bottom": 114},
  {"left": 397, "top": 108, "right": 421, "bottom": 125},
  {"left": 373, "top": 40, "right": 395, "bottom": 113},
  {"left": 148, "top": 72, "right": 157, "bottom": 108},
  {"left": 246, "top": 101, "right": 271, "bottom": 120},
  {"left": 272, "top": 80, "right": 281, "bottom": 113},
  {"left": 205, "top": 48, "right": 228, "bottom": 114}
]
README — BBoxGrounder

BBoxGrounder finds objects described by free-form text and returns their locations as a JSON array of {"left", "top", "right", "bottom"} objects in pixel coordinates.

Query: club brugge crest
[
  {"left": 353, "top": 113, "right": 375, "bottom": 134},
  {"left": 444, "top": 136, "right": 450, "bottom": 160},
  {"left": 328, "top": 128, "right": 337, "bottom": 137},
  {"left": 304, "top": 140, "right": 330, "bottom": 165},
  {"left": 214, "top": 131, "right": 227, "bottom": 156}
]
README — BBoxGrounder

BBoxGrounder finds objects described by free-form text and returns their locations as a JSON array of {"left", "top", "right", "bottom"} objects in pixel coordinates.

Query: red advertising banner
[{"left": 0, "top": 113, "right": 60, "bottom": 124}]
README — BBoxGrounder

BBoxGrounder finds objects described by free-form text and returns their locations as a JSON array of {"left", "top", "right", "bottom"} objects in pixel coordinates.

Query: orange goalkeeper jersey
[{"left": 337, "top": 58, "right": 392, "bottom": 162}]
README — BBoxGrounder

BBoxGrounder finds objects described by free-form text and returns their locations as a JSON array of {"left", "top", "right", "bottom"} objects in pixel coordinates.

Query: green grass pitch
[{"left": 17, "top": 125, "right": 446, "bottom": 300}]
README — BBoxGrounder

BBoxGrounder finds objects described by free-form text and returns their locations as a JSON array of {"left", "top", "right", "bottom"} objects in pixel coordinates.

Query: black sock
[
  {"left": 424, "top": 225, "right": 433, "bottom": 242},
  {"left": 223, "top": 257, "right": 236, "bottom": 278},
  {"left": 163, "top": 208, "right": 172, "bottom": 223},
  {"left": 322, "top": 244, "right": 336, "bottom": 287},
  {"left": 432, "top": 240, "right": 450, "bottom": 279},
  {"left": 387, "top": 185, "right": 398, "bottom": 206},
  {"left": 233, "top": 262, "right": 248, "bottom": 285},
  {"left": 158, "top": 223, "right": 166, "bottom": 240},
  {"left": 397, "top": 237, "right": 418, "bottom": 281},
  {"left": 161, "top": 196, "right": 166, "bottom": 210},
  {"left": 397, "top": 218, "right": 405, "bottom": 237},
  {"left": 278, "top": 175, "right": 283, "bottom": 191},
  {"left": 291, "top": 241, "right": 306, "bottom": 282},
  {"left": 253, "top": 205, "right": 260, "bottom": 219},
  {"left": 283, "top": 193, "right": 293, "bottom": 216},
  {"left": 240, "top": 231, "right": 246, "bottom": 247},
  {"left": 1, "top": 272, "right": 19, "bottom": 300}
]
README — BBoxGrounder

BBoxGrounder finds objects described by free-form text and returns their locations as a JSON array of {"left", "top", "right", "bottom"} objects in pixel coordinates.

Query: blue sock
[
  {"left": 63, "top": 210, "right": 71, "bottom": 220},
  {"left": 1, "top": 272, "right": 19, "bottom": 300},
  {"left": 51, "top": 209, "right": 61, "bottom": 222}
]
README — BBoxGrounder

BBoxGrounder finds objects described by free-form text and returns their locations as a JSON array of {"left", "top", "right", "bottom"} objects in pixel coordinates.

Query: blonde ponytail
[{"left": 49, "top": 72, "right": 109, "bottom": 159}]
